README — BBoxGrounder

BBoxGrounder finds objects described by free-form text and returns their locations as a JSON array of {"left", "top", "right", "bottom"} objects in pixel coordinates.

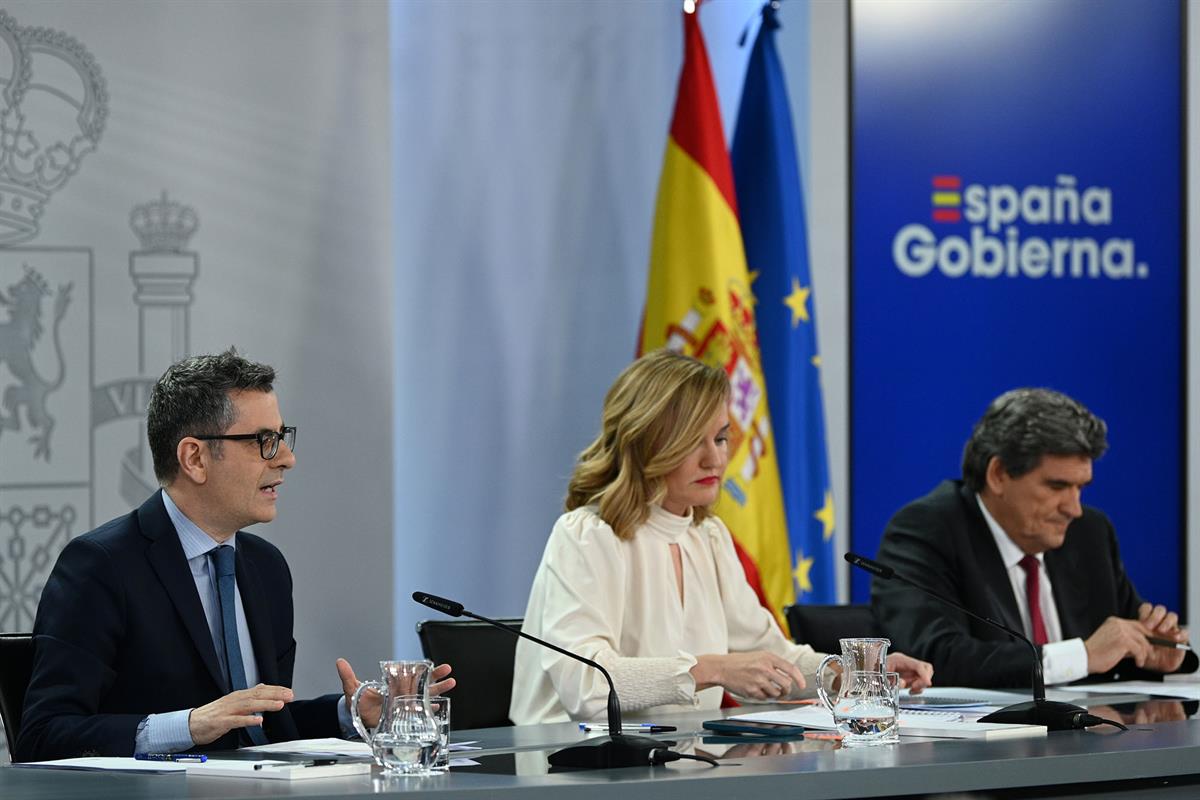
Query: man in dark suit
[
  {"left": 871, "top": 388, "right": 1189, "bottom": 689},
  {"left": 16, "top": 350, "right": 452, "bottom": 761}
]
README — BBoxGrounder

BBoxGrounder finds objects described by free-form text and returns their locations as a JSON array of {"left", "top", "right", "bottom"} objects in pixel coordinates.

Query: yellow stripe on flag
[{"left": 642, "top": 139, "right": 794, "bottom": 621}]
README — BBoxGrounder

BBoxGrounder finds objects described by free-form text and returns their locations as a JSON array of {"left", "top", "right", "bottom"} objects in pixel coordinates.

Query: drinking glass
[{"left": 429, "top": 696, "right": 451, "bottom": 772}]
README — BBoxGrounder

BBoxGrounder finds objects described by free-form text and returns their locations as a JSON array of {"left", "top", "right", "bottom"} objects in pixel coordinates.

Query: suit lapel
[
  {"left": 235, "top": 541, "right": 279, "bottom": 685},
  {"left": 961, "top": 486, "right": 1024, "bottom": 632},
  {"left": 1045, "top": 540, "right": 1088, "bottom": 640},
  {"left": 139, "top": 491, "right": 227, "bottom": 692}
]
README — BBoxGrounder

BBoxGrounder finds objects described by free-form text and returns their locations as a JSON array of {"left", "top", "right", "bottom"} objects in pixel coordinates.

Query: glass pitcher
[
  {"left": 822, "top": 670, "right": 901, "bottom": 746},
  {"left": 351, "top": 659, "right": 440, "bottom": 774},
  {"left": 817, "top": 637, "right": 890, "bottom": 678},
  {"left": 816, "top": 638, "right": 897, "bottom": 746}
]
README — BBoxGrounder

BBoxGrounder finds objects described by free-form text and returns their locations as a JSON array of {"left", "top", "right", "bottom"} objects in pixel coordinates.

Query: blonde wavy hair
[{"left": 565, "top": 349, "right": 730, "bottom": 540}]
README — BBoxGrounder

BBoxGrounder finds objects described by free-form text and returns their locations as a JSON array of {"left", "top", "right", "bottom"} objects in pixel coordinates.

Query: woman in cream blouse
[{"left": 510, "top": 350, "right": 933, "bottom": 725}]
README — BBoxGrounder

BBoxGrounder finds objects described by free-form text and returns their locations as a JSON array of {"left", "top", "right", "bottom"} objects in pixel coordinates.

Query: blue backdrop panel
[{"left": 849, "top": 0, "right": 1183, "bottom": 607}]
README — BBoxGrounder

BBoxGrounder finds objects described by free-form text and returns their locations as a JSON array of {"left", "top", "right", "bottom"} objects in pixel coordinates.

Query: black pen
[
  {"left": 578, "top": 723, "right": 676, "bottom": 733},
  {"left": 136, "top": 752, "right": 207, "bottom": 762},
  {"left": 253, "top": 759, "right": 339, "bottom": 770},
  {"left": 1146, "top": 635, "right": 1192, "bottom": 651}
]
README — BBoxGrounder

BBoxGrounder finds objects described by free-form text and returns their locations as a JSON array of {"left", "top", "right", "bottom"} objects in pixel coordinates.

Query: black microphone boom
[
  {"left": 844, "top": 553, "right": 1114, "bottom": 731},
  {"left": 412, "top": 591, "right": 464, "bottom": 618},
  {"left": 412, "top": 591, "right": 675, "bottom": 768}
]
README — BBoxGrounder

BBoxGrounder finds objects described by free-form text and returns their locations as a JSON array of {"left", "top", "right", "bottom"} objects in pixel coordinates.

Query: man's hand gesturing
[{"left": 188, "top": 684, "right": 293, "bottom": 745}]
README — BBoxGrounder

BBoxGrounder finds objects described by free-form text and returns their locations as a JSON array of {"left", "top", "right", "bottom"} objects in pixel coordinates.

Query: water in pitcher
[
  {"left": 372, "top": 732, "right": 440, "bottom": 775},
  {"left": 837, "top": 702, "right": 899, "bottom": 743}
]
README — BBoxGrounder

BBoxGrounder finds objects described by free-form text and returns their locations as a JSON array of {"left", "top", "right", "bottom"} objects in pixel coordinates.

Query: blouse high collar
[{"left": 643, "top": 503, "right": 694, "bottom": 542}]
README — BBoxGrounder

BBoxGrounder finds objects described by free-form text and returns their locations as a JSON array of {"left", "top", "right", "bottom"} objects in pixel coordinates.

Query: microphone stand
[
  {"left": 413, "top": 592, "right": 677, "bottom": 768},
  {"left": 845, "top": 553, "right": 1122, "bottom": 731}
]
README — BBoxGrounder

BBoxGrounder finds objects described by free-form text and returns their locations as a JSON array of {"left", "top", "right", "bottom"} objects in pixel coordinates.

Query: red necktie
[{"left": 1019, "top": 554, "right": 1049, "bottom": 646}]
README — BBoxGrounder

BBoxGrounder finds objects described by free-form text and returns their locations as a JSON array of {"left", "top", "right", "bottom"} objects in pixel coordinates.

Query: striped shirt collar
[{"left": 161, "top": 489, "right": 237, "bottom": 559}]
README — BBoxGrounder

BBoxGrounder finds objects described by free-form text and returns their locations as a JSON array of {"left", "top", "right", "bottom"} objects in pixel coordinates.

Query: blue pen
[{"left": 136, "top": 753, "right": 207, "bottom": 763}]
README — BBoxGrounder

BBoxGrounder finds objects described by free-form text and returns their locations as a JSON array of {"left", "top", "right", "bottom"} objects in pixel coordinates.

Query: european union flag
[{"left": 731, "top": 2, "right": 835, "bottom": 603}]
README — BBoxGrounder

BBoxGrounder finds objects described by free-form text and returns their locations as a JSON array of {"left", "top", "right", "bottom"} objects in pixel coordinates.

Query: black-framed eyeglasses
[{"left": 192, "top": 426, "right": 297, "bottom": 460}]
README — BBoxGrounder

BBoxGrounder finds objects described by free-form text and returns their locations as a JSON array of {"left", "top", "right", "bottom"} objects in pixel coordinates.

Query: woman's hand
[
  {"left": 692, "top": 652, "right": 806, "bottom": 700},
  {"left": 885, "top": 652, "right": 933, "bottom": 693}
]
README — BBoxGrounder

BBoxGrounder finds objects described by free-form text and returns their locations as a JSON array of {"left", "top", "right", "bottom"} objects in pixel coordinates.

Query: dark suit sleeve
[
  {"left": 256, "top": 548, "right": 342, "bottom": 740},
  {"left": 871, "top": 498, "right": 1033, "bottom": 688},
  {"left": 16, "top": 538, "right": 144, "bottom": 760},
  {"left": 1090, "top": 514, "right": 1200, "bottom": 677},
  {"left": 1100, "top": 514, "right": 1142, "bottom": 620},
  {"left": 289, "top": 695, "right": 342, "bottom": 738}
]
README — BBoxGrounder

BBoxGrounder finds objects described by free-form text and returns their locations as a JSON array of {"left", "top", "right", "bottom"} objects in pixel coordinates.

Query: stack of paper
[
  {"left": 733, "top": 705, "right": 1046, "bottom": 740},
  {"left": 185, "top": 760, "right": 370, "bottom": 781},
  {"left": 244, "top": 738, "right": 373, "bottom": 758},
  {"left": 15, "top": 757, "right": 372, "bottom": 780},
  {"left": 15, "top": 758, "right": 186, "bottom": 774},
  {"left": 244, "top": 736, "right": 483, "bottom": 768},
  {"left": 1069, "top": 680, "right": 1200, "bottom": 701}
]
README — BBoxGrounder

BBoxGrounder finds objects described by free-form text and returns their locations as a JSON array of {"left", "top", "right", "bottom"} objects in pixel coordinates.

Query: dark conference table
[{"left": 3, "top": 701, "right": 1200, "bottom": 799}]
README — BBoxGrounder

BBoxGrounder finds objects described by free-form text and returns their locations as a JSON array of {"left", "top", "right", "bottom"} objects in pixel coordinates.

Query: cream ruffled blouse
[{"left": 509, "top": 504, "right": 824, "bottom": 724}]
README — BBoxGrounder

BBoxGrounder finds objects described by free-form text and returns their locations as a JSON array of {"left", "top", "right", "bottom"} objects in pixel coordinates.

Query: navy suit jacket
[
  {"left": 15, "top": 491, "right": 339, "bottom": 761},
  {"left": 870, "top": 480, "right": 1163, "bottom": 688}
]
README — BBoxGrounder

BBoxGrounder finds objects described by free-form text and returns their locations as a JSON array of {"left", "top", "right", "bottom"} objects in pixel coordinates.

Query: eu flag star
[
  {"left": 814, "top": 490, "right": 835, "bottom": 541},
  {"left": 794, "top": 553, "right": 814, "bottom": 595},
  {"left": 784, "top": 277, "right": 811, "bottom": 327}
]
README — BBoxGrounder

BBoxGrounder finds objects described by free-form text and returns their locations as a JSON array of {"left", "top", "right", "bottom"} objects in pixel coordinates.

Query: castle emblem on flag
[{"left": 661, "top": 279, "right": 772, "bottom": 507}]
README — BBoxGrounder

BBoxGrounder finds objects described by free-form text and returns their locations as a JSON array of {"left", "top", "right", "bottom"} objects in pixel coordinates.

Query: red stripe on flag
[
  {"left": 667, "top": 8, "right": 739, "bottom": 216},
  {"left": 730, "top": 535, "right": 782, "bottom": 631},
  {"left": 933, "top": 209, "right": 961, "bottom": 223},
  {"left": 932, "top": 175, "right": 961, "bottom": 189},
  {"left": 731, "top": 536, "right": 769, "bottom": 608}
]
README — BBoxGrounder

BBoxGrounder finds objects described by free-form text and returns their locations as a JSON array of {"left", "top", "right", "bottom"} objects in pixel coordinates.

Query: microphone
[
  {"left": 845, "top": 553, "right": 1122, "bottom": 731},
  {"left": 412, "top": 592, "right": 677, "bottom": 768},
  {"left": 412, "top": 591, "right": 463, "bottom": 617}
]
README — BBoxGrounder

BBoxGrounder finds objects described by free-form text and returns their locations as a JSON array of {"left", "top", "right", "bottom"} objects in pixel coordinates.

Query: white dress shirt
[
  {"left": 510, "top": 505, "right": 823, "bottom": 725},
  {"left": 976, "top": 495, "right": 1089, "bottom": 685}
]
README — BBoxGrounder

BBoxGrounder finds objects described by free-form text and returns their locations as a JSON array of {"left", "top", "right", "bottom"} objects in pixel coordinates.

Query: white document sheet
[
  {"left": 243, "top": 737, "right": 372, "bottom": 757},
  {"left": 15, "top": 757, "right": 185, "bottom": 773},
  {"left": 1068, "top": 680, "right": 1200, "bottom": 701}
]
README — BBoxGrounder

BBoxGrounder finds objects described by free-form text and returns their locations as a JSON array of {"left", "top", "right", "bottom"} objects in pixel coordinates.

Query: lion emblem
[{"left": 0, "top": 266, "right": 72, "bottom": 460}]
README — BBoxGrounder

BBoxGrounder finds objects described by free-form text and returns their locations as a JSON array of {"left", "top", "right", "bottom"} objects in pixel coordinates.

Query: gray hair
[
  {"left": 961, "top": 388, "right": 1107, "bottom": 492},
  {"left": 147, "top": 347, "right": 276, "bottom": 483}
]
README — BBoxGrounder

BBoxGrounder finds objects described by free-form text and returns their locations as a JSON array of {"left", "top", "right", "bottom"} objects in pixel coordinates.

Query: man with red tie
[{"left": 871, "top": 389, "right": 1191, "bottom": 688}]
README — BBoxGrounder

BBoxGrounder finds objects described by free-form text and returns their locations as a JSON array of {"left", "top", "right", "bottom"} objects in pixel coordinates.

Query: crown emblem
[
  {"left": 130, "top": 191, "right": 198, "bottom": 252},
  {"left": 0, "top": 11, "right": 108, "bottom": 245}
]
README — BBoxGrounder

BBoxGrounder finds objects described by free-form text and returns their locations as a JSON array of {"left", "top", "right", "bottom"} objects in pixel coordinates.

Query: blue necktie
[{"left": 212, "top": 545, "right": 269, "bottom": 745}]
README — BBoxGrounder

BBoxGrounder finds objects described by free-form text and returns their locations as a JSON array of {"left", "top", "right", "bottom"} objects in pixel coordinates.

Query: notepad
[
  {"left": 184, "top": 759, "right": 371, "bottom": 780},
  {"left": 897, "top": 709, "right": 965, "bottom": 722},
  {"left": 899, "top": 687, "right": 1029, "bottom": 708}
]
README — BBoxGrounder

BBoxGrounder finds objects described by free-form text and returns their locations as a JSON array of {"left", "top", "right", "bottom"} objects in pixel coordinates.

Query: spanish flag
[
  {"left": 732, "top": 3, "right": 836, "bottom": 604},
  {"left": 640, "top": 2, "right": 793, "bottom": 621}
]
